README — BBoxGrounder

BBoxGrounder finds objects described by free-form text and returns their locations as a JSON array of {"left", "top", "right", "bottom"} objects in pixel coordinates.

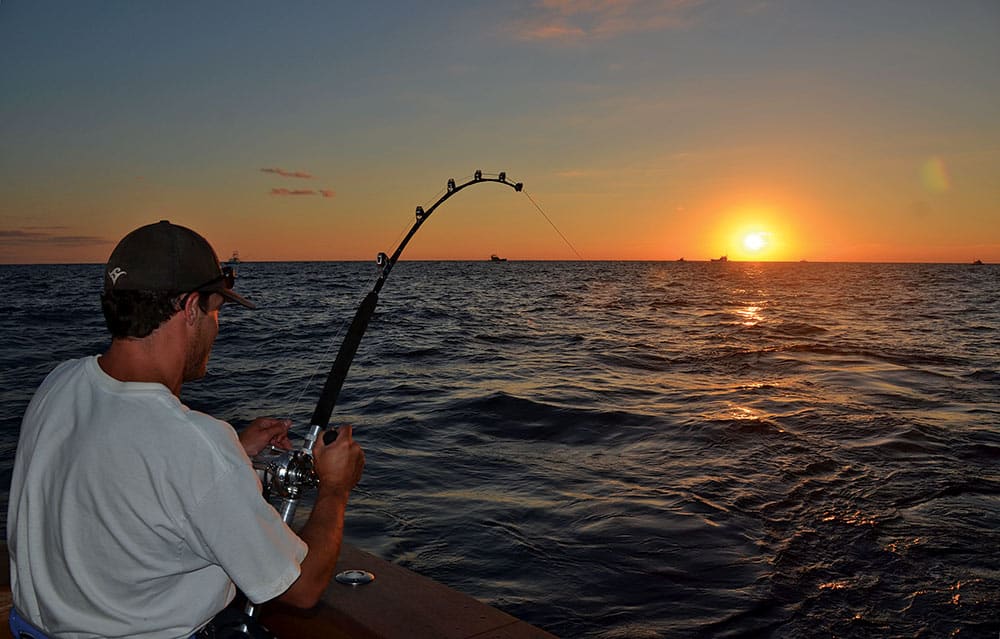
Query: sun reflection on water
[{"left": 737, "top": 305, "right": 763, "bottom": 326}]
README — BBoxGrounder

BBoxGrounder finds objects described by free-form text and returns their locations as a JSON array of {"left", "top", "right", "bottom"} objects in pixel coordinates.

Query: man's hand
[
  {"left": 277, "top": 425, "right": 365, "bottom": 608},
  {"left": 239, "top": 418, "right": 293, "bottom": 456},
  {"left": 312, "top": 425, "right": 365, "bottom": 497}
]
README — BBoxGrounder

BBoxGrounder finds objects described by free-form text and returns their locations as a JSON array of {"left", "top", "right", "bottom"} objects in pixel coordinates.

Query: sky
[{"left": 1, "top": 1, "right": 998, "bottom": 263}]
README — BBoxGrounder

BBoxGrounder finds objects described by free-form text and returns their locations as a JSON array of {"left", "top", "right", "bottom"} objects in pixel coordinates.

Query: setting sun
[
  {"left": 703, "top": 201, "right": 799, "bottom": 261},
  {"left": 743, "top": 232, "right": 769, "bottom": 252}
]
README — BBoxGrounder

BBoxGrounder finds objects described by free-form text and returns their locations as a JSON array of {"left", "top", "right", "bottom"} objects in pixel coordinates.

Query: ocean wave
[
  {"left": 2, "top": 261, "right": 998, "bottom": 639},
  {"left": 966, "top": 368, "right": 1000, "bottom": 382}
]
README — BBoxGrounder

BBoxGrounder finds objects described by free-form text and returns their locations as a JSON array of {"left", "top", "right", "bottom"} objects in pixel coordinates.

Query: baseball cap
[{"left": 105, "top": 220, "right": 256, "bottom": 309}]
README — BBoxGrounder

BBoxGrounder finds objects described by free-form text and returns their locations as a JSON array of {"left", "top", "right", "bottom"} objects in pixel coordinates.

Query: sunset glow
[{"left": 1, "top": 3, "right": 998, "bottom": 264}]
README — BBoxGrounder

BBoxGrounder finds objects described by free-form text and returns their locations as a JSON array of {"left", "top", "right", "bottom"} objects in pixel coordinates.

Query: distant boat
[
  {"left": 677, "top": 257, "right": 685, "bottom": 262},
  {"left": 711, "top": 255, "right": 728, "bottom": 262},
  {"left": 490, "top": 254, "right": 507, "bottom": 262},
  {"left": 973, "top": 259, "right": 983, "bottom": 265},
  {"left": 223, "top": 251, "right": 241, "bottom": 275}
]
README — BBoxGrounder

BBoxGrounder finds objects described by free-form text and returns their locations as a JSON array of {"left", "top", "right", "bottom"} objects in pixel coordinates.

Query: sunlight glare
[
  {"left": 707, "top": 201, "right": 800, "bottom": 261},
  {"left": 743, "top": 231, "right": 769, "bottom": 252}
]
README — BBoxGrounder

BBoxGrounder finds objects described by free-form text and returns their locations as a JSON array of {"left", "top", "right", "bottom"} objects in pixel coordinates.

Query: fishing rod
[
  {"left": 246, "top": 170, "right": 523, "bottom": 623},
  {"left": 309, "top": 170, "right": 523, "bottom": 437}
]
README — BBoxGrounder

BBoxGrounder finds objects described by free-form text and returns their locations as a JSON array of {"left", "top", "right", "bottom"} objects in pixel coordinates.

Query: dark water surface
[{"left": 1, "top": 261, "right": 998, "bottom": 638}]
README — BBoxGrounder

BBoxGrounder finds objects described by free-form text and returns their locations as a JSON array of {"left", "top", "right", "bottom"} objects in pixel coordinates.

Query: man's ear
[{"left": 183, "top": 292, "right": 201, "bottom": 324}]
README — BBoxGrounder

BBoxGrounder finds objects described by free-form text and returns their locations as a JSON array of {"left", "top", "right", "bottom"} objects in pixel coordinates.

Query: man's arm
[{"left": 277, "top": 425, "right": 364, "bottom": 608}]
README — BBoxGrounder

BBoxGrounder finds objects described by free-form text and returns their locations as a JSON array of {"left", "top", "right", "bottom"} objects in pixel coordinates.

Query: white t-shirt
[{"left": 7, "top": 356, "right": 308, "bottom": 639}]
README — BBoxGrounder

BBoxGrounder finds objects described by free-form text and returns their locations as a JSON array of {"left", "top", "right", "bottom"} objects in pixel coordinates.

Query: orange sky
[{"left": 2, "top": 3, "right": 998, "bottom": 264}]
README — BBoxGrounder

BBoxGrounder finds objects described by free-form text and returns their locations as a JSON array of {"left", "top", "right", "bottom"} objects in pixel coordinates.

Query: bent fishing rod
[
  {"left": 246, "top": 171, "right": 523, "bottom": 617},
  {"left": 307, "top": 170, "right": 523, "bottom": 441}
]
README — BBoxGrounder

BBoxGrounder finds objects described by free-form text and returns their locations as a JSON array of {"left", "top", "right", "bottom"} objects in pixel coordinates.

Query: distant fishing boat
[
  {"left": 973, "top": 259, "right": 983, "bottom": 265},
  {"left": 711, "top": 255, "right": 728, "bottom": 262},
  {"left": 490, "top": 254, "right": 507, "bottom": 262},
  {"left": 221, "top": 251, "right": 242, "bottom": 277}
]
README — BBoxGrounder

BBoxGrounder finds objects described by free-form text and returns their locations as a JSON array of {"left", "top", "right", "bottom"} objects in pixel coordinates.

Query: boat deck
[{"left": 0, "top": 543, "right": 557, "bottom": 638}]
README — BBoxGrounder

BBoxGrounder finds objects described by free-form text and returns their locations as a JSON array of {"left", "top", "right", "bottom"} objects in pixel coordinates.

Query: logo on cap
[{"left": 108, "top": 267, "right": 127, "bottom": 285}]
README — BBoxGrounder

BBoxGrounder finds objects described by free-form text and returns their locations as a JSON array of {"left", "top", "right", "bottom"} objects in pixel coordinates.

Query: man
[{"left": 7, "top": 220, "right": 365, "bottom": 638}]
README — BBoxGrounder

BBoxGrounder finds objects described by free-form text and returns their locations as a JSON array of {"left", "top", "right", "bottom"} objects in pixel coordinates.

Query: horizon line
[{"left": 0, "top": 258, "right": 993, "bottom": 266}]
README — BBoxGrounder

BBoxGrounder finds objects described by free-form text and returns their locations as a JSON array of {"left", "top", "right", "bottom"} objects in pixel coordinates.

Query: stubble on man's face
[{"left": 183, "top": 295, "right": 221, "bottom": 383}]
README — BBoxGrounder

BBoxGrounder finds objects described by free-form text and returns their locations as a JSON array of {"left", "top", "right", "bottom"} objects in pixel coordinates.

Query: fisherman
[{"left": 6, "top": 220, "right": 365, "bottom": 638}]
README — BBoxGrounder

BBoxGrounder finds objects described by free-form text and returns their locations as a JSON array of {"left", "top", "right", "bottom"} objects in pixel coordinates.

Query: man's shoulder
[
  {"left": 180, "top": 408, "right": 237, "bottom": 445},
  {"left": 28, "top": 356, "right": 97, "bottom": 406},
  {"left": 41, "top": 355, "right": 93, "bottom": 382},
  {"left": 171, "top": 407, "right": 246, "bottom": 464}
]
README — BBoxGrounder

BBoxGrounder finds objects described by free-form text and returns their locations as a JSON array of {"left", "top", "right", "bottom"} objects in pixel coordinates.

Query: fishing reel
[
  {"left": 244, "top": 426, "right": 346, "bottom": 622},
  {"left": 251, "top": 425, "right": 329, "bottom": 520},
  {"left": 253, "top": 447, "right": 317, "bottom": 498}
]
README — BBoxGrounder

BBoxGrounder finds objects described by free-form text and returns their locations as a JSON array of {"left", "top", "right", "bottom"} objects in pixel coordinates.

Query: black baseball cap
[{"left": 104, "top": 220, "right": 255, "bottom": 309}]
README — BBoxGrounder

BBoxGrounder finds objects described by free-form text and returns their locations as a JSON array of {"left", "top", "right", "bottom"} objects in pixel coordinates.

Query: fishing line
[
  {"left": 286, "top": 255, "right": 390, "bottom": 422},
  {"left": 304, "top": 170, "right": 525, "bottom": 435},
  {"left": 225, "top": 311, "right": 317, "bottom": 409},
  {"left": 523, "top": 189, "right": 584, "bottom": 260},
  {"left": 287, "top": 315, "right": 350, "bottom": 420},
  {"left": 286, "top": 174, "right": 579, "bottom": 428},
  {"left": 286, "top": 177, "right": 459, "bottom": 424}
]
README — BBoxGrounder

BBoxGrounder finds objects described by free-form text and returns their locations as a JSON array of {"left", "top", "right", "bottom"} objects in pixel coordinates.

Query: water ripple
[{"left": 1, "top": 261, "right": 998, "bottom": 638}]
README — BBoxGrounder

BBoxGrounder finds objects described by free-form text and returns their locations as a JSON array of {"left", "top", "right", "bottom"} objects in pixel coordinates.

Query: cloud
[
  {"left": 513, "top": 0, "right": 702, "bottom": 42},
  {"left": 269, "top": 188, "right": 336, "bottom": 198},
  {"left": 271, "top": 188, "right": 318, "bottom": 196},
  {"left": 261, "top": 167, "right": 314, "bottom": 179},
  {"left": 0, "top": 227, "right": 111, "bottom": 247},
  {"left": 521, "top": 23, "right": 587, "bottom": 41},
  {"left": 261, "top": 166, "right": 334, "bottom": 198}
]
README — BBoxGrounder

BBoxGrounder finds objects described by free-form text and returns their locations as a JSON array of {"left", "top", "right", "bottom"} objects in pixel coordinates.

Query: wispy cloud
[
  {"left": 513, "top": 0, "right": 702, "bottom": 42},
  {"left": 261, "top": 167, "right": 314, "bottom": 179},
  {"left": 271, "top": 188, "right": 316, "bottom": 196},
  {"left": 270, "top": 188, "right": 336, "bottom": 198},
  {"left": 0, "top": 227, "right": 111, "bottom": 247},
  {"left": 261, "top": 167, "right": 334, "bottom": 198}
]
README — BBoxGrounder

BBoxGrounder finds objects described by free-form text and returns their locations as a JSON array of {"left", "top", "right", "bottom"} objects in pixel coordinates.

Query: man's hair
[{"left": 101, "top": 290, "right": 209, "bottom": 339}]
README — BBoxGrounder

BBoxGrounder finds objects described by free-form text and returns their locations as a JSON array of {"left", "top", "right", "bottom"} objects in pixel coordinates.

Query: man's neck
[{"left": 99, "top": 319, "right": 186, "bottom": 396}]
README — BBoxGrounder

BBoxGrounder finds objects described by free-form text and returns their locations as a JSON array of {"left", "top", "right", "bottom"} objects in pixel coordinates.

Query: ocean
[{"left": 1, "top": 261, "right": 998, "bottom": 638}]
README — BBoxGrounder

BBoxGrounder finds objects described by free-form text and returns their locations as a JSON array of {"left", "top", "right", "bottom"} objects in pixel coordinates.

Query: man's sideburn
[{"left": 184, "top": 299, "right": 219, "bottom": 382}]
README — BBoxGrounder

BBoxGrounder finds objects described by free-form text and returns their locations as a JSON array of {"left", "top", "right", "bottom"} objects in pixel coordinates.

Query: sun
[
  {"left": 710, "top": 204, "right": 794, "bottom": 260},
  {"left": 742, "top": 231, "right": 769, "bottom": 253}
]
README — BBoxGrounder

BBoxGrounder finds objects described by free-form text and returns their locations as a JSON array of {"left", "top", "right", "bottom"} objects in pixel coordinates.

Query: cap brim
[{"left": 219, "top": 289, "right": 257, "bottom": 309}]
